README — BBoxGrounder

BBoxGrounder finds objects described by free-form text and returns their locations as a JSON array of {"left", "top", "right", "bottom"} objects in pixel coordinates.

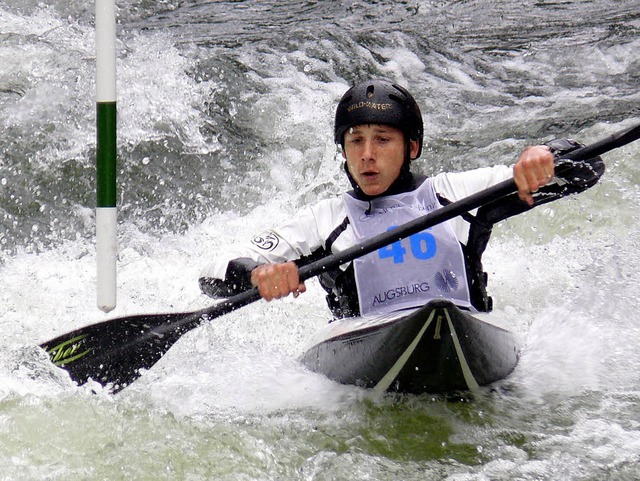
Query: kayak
[{"left": 298, "top": 299, "right": 521, "bottom": 394}]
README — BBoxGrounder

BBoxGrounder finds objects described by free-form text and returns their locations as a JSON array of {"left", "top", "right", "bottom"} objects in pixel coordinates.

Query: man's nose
[{"left": 361, "top": 139, "right": 375, "bottom": 161}]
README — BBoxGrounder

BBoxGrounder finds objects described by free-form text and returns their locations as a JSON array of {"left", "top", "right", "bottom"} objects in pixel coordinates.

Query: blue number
[
  {"left": 378, "top": 240, "right": 407, "bottom": 264},
  {"left": 410, "top": 229, "right": 437, "bottom": 260},
  {"left": 377, "top": 226, "right": 437, "bottom": 263}
]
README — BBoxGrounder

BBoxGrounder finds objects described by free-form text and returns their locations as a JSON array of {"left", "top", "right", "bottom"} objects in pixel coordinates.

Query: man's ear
[{"left": 409, "top": 139, "right": 420, "bottom": 160}]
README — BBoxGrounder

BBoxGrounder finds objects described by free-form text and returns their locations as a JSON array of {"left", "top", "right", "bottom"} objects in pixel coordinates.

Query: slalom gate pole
[{"left": 95, "top": 0, "right": 117, "bottom": 313}]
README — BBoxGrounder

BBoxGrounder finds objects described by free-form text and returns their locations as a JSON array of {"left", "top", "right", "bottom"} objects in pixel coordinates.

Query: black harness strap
[
  {"left": 325, "top": 216, "right": 350, "bottom": 253},
  {"left": 437, "top": 193, "right": 494, "bottom": 312}
]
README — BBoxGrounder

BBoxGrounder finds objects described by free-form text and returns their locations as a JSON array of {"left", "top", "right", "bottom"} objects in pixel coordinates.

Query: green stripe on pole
[{"left": 96, "top": 101, "right": 116, "bottom": 208}]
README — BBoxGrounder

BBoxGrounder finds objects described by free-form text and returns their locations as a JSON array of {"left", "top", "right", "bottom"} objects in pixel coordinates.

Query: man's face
[{"left": 343, "top": 124, "right": 419, "bottom": 196}]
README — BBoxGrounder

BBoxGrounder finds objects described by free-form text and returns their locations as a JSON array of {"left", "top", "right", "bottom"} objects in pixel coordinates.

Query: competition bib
[{"left": 343, "top": 179, "right": 471, "bottom": 316}]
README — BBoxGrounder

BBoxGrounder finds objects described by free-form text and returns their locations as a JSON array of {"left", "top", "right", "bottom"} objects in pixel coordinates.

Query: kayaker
[{"left": 199, "top": 79, "right": 604, "bottom": 317}]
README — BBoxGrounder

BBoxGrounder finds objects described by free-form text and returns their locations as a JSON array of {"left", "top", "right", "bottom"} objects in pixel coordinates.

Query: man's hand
[
  {"left": 251, "top": 261, "right": 307, "bottom": 301},
  {"left": 513, "top": 145, "right": 555, "bottom": 206}
]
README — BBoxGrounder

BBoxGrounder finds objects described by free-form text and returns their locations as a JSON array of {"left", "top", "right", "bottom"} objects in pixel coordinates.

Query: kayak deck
[{"left": 299, "top": 299, "right": 521, "bottom": 394}]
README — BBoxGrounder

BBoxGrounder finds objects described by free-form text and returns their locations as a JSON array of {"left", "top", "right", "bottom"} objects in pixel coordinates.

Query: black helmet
[{"left": 334, "top": 79, "right": 424, "bottom": 158}]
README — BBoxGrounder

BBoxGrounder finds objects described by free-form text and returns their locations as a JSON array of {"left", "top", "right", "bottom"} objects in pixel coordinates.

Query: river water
[{"left": 1, "top": 0, "right": 639, "bottom": 479}]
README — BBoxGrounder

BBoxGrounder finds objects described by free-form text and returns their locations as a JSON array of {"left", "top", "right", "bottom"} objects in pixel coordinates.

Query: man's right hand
[{"left": 251, "top": 261, "right": 306, "bottom": 301}]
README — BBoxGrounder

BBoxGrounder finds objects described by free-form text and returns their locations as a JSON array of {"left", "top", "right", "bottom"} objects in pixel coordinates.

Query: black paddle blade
[{"left": 39, "top": 310, "right": 207, "bottom": 393}]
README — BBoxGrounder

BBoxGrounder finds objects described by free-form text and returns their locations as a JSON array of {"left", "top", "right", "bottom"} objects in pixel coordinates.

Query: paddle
[{"left": 40, "top": 122, "right": 640, "bottom": 393}]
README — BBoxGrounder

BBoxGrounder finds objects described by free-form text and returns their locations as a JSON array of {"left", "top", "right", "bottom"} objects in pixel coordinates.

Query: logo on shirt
[
  {"left": 251, "top": 232, "right": 280, "bottom": 252},
  {"left": 358, "top": 201, "right": 438, "bottom": 222},
  {"left": 434, "top": 269, "right": 459, "bottom": 293}
]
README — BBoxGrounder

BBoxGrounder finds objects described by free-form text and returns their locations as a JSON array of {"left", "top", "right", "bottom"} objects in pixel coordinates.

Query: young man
[{"left": 200, "top": 80, "right": 604, "bottom": 317}]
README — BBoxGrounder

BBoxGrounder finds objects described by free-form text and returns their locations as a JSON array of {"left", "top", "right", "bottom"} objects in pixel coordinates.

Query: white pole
[{"left": 95, "top": 0, "right": 117, "bottom": 313}]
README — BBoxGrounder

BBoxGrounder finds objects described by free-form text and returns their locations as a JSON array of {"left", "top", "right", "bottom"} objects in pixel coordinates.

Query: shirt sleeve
[
  {"left": 432, "top": 165, "right": 514, "bottom": 202},
  {"left": 431, "top": 165, "right": 514, "bottom": 244},
  {"left": 199, "top": 197, "right": 344, "bottom": 295}
]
